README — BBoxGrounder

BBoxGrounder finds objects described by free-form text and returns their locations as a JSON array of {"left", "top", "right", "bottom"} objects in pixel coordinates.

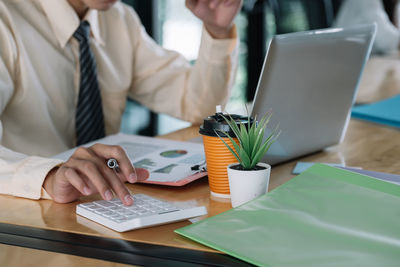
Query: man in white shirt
[{"left": 0, "top": 0, "right": 241, "bottom": 205}]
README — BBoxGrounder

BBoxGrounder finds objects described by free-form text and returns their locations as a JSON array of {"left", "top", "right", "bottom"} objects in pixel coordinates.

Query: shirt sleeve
[
  {"left": 0, "top": 4, "right": 64, "bottom": 200},
  {"left": 125, "top": 6, "right": 239, "bottom": 123},
  {"left": 334, "top": 0, "right": 400, "bottom": 54}
]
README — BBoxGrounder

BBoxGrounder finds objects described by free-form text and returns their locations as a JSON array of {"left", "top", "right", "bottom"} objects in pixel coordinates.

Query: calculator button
[
  {"left": 102, "top": 211, "right": 117, "bottom": 217},
  {"left": 110, "top": 199, "right": 122, "bottom": 204},
  {"left": 80, "top": 203, "right": 95, "bottom": 207},
  {"left": 110, "top": 214, "right": 125, "bottom": 220},
  {"left": 83, "top": 204, "right": 98, "bottom": 210},
  {"left": 88, "top": 204, "right": 103, "bottom": 209},
  {"left": 113, "top": 207, "right": 126, "bottom": 212},
  {"left": 93, "top": 208, "right": 107, "bottom": 214},
  {"left": 97, "top": 201, "right": 117, "bottom": 208}
]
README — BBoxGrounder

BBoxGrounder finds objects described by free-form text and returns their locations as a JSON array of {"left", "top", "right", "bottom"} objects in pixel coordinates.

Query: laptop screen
[{"left": 251, "top": 24, "right": 376, "bottom": 165}]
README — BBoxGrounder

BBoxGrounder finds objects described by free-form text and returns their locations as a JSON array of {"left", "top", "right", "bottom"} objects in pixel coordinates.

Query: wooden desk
[
  {"left": 1, "top": 55, "right": 399, "bottom": 266},
  {"left": 0, "top": 243, "right": 132, "bottom": 267}
]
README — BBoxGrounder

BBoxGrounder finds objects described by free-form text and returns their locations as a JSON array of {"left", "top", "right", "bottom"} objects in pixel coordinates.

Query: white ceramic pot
[{"left": 227, "top": 162, "right": 271, "bottom": 208}]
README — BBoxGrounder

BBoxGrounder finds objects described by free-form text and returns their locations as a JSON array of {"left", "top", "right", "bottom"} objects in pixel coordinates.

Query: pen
[
  {"left": 107, "top": 158, "right": 120, "bottom": 173},
  {"left": 107, "top": 158, "right": 138, "bottom": 182}
]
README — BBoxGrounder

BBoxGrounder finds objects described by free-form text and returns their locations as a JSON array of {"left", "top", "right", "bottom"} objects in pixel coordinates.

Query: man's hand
[
  {"left": 43, "top": 144, "right": 149, "bottom": 206},
  {"left": 186, "top": 0, "right": 243, "bottom": 39}
]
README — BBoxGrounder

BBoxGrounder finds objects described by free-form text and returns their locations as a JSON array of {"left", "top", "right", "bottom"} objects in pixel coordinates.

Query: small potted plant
[{"left": 216, "top": 111, "right": 280, "bottom": 208}]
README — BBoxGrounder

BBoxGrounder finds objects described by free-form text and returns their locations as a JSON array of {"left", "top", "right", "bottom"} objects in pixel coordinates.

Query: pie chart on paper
[{"left": 160, "top": 150, "right": 188, "bottom": 158}]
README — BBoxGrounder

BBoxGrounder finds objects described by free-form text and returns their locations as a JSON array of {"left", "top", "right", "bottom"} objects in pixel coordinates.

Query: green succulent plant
[{"left": 215, "top": 112, "right": 280, "bottom": 170}]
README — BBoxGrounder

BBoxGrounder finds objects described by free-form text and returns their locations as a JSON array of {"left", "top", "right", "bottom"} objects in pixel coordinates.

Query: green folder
[{"left": 175, "top": 164, "right": 400, "bottom": 267}]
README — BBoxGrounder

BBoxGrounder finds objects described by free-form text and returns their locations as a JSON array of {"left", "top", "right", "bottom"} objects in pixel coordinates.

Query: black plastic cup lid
[{"left": 199, "top": 112, "right": 252, "bottom": 137}]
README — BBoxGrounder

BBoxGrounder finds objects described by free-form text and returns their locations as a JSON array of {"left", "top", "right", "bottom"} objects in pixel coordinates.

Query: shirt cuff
[
  {"left": 11, "top": 157, "right": 64, "bottom": 200},
  {"left": 40, "top": 162, "right": 64, "bottom": 200},
  {"left": 41, "top": 187, "right": 52, "bottom": 199},
  {"left": 199, "top": 25, "right": 239, "bottom": 63}
]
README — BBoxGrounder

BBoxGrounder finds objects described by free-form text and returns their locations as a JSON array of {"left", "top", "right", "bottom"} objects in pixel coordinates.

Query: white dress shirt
[{"left": 0, "top": 0, "right": 239, "bottom": 199}]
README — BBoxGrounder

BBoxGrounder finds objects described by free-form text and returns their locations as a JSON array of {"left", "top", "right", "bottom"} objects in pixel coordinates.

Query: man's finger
[
  {"left": 65, "top": 158, "right": 114, "bottom": 201},
  {"left": 209, "top": 0, "right": 219, "bottom": 9},
  {"left": 132, "top": 168, "right": 150, "bottom": 182},
  {"left": 74, "top": 155, "right": 133, "bottom": 206},
  {"left": 185, "top": 0, "right": 196, "bottom": 10},
  {"left": 63, "top": 167, "right": 91, "bottom": 196},
  {"left": 101, "top": 163, "right": 133, "bottom": 206}
]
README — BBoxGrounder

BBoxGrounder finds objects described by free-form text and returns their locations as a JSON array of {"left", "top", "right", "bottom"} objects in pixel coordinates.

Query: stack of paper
[
  {"left": 176, "top": 164, "right": 400, "bottom": 267},
  {"left": 351, "top": 94, "right": 400, "bottom": 128}
]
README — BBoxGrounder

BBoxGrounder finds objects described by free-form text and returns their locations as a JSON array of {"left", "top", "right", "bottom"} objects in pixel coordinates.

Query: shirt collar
[{"left": 38, "top": 0, "right": 105, "bottom": 48}]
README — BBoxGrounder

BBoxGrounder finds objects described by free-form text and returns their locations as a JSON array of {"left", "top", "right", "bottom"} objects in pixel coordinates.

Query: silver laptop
[{"left": 251, "top": 24, "right": 376, "bottom": 165}]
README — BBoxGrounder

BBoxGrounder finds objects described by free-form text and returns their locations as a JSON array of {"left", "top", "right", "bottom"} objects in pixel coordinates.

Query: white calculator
[{"left": 76, "top": 194, "right": 207, "bottom": 232}]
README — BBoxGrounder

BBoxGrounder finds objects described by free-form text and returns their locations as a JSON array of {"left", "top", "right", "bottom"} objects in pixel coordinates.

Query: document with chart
[{"left": 53, "top": 133, "right": 207, "bottom": 186}]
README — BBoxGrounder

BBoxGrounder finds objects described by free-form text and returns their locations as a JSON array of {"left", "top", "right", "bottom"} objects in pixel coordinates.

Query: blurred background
[{"left": 119, "top": 0, "right": 397, "bottom": 136}]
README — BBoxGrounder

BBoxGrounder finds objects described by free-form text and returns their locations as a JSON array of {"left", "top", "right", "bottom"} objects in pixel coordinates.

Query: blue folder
[{"left": 351, "top": 94, "right": 400, "bottom": 128}]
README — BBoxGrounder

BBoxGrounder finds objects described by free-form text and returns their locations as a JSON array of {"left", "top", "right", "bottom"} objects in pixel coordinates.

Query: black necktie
[{"left": 73, "top": 21, "right": 105, "bottom": 146}]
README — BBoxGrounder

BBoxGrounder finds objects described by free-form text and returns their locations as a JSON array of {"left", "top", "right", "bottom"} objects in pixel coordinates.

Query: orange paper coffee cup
[
  {"left": 203, "top": 135, "right": 238, "bottom": 196},
  {"left": 199, "top": 111, "right": 250, "bottom": 198}
]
